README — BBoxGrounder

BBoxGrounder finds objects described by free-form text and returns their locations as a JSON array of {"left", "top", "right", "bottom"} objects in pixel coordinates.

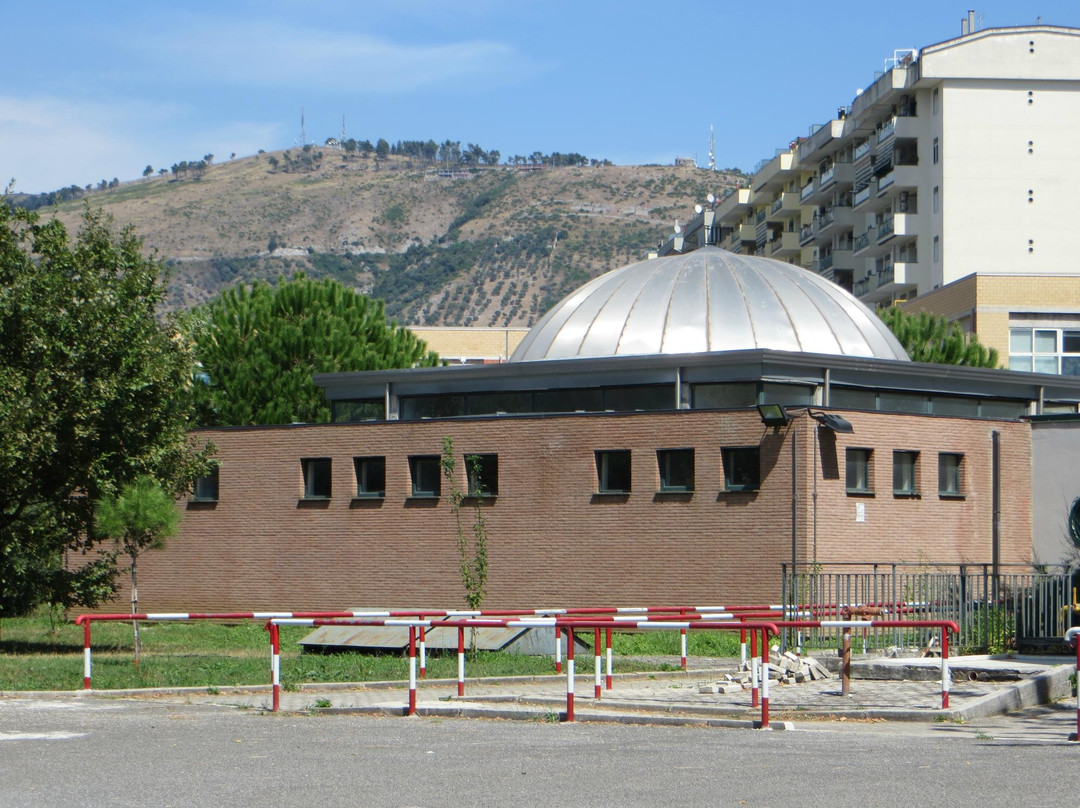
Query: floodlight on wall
[
  {"left": 756, "top": 403, "right": 790, "bottom": 427},
  {"left": 811, "top": 412, "right": 854, "bottom": 433}
]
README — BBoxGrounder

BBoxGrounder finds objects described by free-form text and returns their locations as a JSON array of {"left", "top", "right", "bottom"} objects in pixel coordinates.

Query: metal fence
[{"left": 780, "top": 563, "right": 1078, "bottom": 654}]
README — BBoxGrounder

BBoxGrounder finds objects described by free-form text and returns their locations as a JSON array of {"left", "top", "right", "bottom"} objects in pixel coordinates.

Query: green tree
[
  {"left": 877, "top": 306, "right": 999, "bottom": 367},
  {"left": 375, "top": 138, "right": 390, "bottom": 160},
  {"left": 0, "top": 204, "right": 212, "bottom": 616},
  {"left": 189, "top": 275, "right": 439, "bottom": 426},
  {"left": 94, "top": 475, "right": 180, "bottom": 662}
]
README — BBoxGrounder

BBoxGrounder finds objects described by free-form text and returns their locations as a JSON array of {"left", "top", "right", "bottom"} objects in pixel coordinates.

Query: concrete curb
[{"left": 949, "top": 663, "right": 1074, "bottom": 721}]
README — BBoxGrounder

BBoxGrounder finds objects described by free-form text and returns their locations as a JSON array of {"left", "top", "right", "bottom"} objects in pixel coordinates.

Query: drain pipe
[{"left": 992, "top": 430, "right": 1001, "bottom": 602}]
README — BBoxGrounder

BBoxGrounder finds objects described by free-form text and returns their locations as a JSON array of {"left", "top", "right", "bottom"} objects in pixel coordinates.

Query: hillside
[{"left": 39, "top": 150, "right": 744, "bottom": 327}]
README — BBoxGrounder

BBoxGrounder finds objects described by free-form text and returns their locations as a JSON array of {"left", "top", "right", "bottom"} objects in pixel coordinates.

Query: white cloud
[
  {"left": 0, "top": 95, "right": 281, "bottom": 193},
  {"left": 130, "top": 21, "right": 550, "bottom": 93}
]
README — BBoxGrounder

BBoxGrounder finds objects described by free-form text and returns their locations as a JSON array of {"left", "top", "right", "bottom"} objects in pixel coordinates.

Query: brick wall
[{"left": 93, "top": 409, "right": 1031, "bottom": 613}]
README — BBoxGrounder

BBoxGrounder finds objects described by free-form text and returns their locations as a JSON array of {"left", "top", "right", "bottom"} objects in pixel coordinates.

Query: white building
[{"left": 660, "top": 19, "right": 1080, "bottom": 372}]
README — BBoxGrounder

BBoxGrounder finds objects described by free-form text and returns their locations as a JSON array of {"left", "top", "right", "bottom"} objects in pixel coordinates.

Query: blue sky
[{"left": 4, "top": 1, "right": 1078, "bottom": 193}]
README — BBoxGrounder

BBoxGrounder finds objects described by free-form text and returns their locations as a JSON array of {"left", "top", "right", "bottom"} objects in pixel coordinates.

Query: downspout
[{"left": 992, "top": 430, "right": 1001, "bottom": 602}]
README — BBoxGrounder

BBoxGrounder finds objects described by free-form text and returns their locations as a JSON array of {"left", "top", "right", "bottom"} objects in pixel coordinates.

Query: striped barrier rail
[{"left": 270, "top": 617, "right": 779, "bottom": 727}]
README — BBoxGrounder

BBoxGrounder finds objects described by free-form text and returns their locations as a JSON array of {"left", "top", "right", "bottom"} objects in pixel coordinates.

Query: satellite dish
[
  {"left": 674, "top": 221, "right": 682, "bottom": 234},
  {"left": 694, "top": 204, "right": 703, "bottom": 214},
  {"left": 706, "top": 193, "right": 715, "bottom": 204}
]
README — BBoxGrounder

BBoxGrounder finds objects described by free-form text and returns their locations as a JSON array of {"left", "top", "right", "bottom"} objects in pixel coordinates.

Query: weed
[
  {"left": 543, "top": 710, "right": 560, "bottom": 723},
  {"left": 974, "top": 731, "right": 993, "bottom": 741},
  {"left": 206, "top": 685, "right": 220, "bottom": 696},
  {"left": 314, "top": 698, "right": 331, "bottom": 709},
  {"left": 934, "top": 714, "right": 947, "bottom": 723}
]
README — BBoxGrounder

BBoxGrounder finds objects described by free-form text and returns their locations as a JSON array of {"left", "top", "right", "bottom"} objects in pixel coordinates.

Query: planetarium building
[{"left": 107, "top": 249, "right": 1080, "bottom": 612}]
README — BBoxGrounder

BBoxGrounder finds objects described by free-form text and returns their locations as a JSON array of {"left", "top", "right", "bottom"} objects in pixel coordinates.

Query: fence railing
[{"left": 781, "top": 563, "right": 1077, "bottom": 654}]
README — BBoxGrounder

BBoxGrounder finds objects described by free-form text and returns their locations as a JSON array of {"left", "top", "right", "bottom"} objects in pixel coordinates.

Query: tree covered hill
[{"left": 35, "top": 149, "right": 744, "bottom": 327}]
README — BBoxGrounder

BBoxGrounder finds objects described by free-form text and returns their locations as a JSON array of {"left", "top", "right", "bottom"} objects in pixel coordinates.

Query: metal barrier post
[
  {"left": 419, "top": 624, "right": 427, "bottom": 678},
  {"left": 270, "top": 622, "right": 281, "bottom": 713},
  {"left": 941, "top": 627, "right": 950, "bottom": 709},
  {"left": 680, "top": 628, "right": 687, "bottom": 670},
  {"left": 760, "top": 628, "right": 770, "bottom": 729},
  {"left": 457, "top": 627, "right": 466, "bottom": 697},
  {"left": 82, "top": 618, "right": 93, "bottom": 690},
  {"left": 408, "top": 626, "right": 417, "bottom": 716},
  {"left": 605, "top": 628, "right": 613, "bottom": 690},
  {"left": 750, "top": 629, "right": 759, "bottom": 708},
  {"left": 841, "top": 626, "right": 852, "bottom": 697},
  {"left": 554, "top": 626, "right": 562, "bottom": 673},
  {"left": 593, "top": 628, "right": 602, "bottom": 699},
  {"left": 565, "top": 627, "right": 575, "bottom": 722}
]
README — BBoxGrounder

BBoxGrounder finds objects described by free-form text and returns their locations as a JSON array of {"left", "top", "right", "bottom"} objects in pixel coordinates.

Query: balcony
[
  {"left": 751, "top": 151, "right": 796, "bottom": 195},
  {"left": 877, "top": 117, "right": 896, "bottom": 144},
  {"left": 877, "top": 215, "right": 895, "bottom": 242},
  {"left": 800, "top": 179, "right": 815, "bottom": 202},
  {"left": 853, "top": 184, "right": 872, "bottom": 207},
  {"left": 815, "top": 204, "right": 854, "bottom": 239},
  {"left": 767, "top": 231, "right": 801, "bottom": 258},
  {"left": 854, "top": 229, "right": 873, "bottom": 254},
  {"left": 854, "top": 140, "right": 872, "bottom": 161},
  {"left": 727, "top": 224, "right": 755, "bottom": 248},
  {"left": 799, "top": 223, "right": 815, "bottom": 246},
  {"left": 854, "top": 277, "right": 871, "bottom": 297},
  {"left": 766, "top": 192, "right": 801, "bottom": 222}
]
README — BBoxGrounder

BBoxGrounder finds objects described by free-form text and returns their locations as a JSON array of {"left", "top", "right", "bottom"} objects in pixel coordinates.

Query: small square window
[
  {"left": 466, "top": 454, "right": 498, "bottom": 497},
  {"left": 192, "top": 466, "right": 219, "bottom": 501},
  {"left": 596, "top": 450, "right": 631, "bottom": 494},
  {"left": 657, "top": 449, "right": 694, "bottom": 492},
  {"left": 354, "top": 456, "right": 386, "bottom": 498},
  {"left": 409, "top": 455, "right": 441, "bottom": 497},
  {"left": 722, "top": 447, "right": 760, "bottom": 492},
  {"left": 846, "top": 448, "right": 873, "bottom": 494},
  {"left": 939, "top": 453, "right": 963, "bottom": 497},
  {"left": 892, "top": 451, "right": 919, "bottom": 496},
  {"left": 302, "top": 458, "right": 332, "bottom": 499}
]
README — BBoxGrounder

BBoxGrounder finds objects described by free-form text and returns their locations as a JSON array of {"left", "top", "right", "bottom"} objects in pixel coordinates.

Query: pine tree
[{"left": 190, "top": 275, "right": 439, "bottom": 425}]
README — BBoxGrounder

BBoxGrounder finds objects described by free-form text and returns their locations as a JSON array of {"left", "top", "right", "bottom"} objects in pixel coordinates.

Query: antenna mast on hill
[
  {"left": 708, "top": 124, "right": 716, "bottom": 172},
  {"left": 340, "top": 114, "right": 347, "bottom": 143},
  {"left": 300, "top": 107, "right": 306, "bottom": 146}
]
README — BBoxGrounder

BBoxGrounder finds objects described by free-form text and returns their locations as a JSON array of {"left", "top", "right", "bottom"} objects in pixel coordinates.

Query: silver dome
[{"left": 510, "top": 247, "right": 910, "bottom": 362}]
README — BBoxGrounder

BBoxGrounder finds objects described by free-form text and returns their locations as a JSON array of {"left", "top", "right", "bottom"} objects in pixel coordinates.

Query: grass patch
[{"left": 0, "top": 611, "right": 701, "bottom": 691}]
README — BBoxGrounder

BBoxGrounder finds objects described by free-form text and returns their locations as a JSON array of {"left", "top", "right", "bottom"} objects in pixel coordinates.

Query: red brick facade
[{"left": 96, "top": 409, "right": 1031, "bottom": 612}]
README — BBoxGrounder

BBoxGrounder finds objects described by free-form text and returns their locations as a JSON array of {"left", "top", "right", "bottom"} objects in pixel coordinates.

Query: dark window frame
[
  {"left": 354, "top": 456, "right": 386, "bottom": 498},
  {"left": 892, "top": 450, "right": 919, "bottom": 497},
  {"left": 466, "top": 453, "right": 499, "bottom": 497},
  {"left": 302, "top": 457, "right": 332, "bottom": 499},
  {"left": 657, "top": 448, "right": 695, "bottom": 492},
  {"left": 845, "top": 448, "right": 873, "bottom": 495},
  {"left": 721, "top": 446, "right": 760, "bottom": 492},
  {"left": 409, "top": 455, "right": 442, "bottom": 498},
  {"left": 192, "top": 466, "right": 219, "bottom": 502},
  {"left": 938, "top": 452, "right": 964, "bottom": 498},
  {"left": 595, "top": 450, "right": 632, "bottom": 494}
]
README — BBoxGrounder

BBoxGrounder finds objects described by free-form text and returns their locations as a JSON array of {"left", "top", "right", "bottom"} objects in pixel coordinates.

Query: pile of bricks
[{"left": 698, "top": 651, "right": 832, "bottom": 693}]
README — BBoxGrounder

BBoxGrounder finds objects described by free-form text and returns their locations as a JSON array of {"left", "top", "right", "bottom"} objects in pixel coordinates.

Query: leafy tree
[
  {"left": 0, "top": 204, "right": 212, "bottom": 616},
  {"left": 94, "top": 475, "right": 179, "bottom": 662},
  {"left": 877, "top": 306, "right": 999, "bottom": 367},
  {"left": 189, "top": 275, "right": 440, "bottom": 426},
  {"left": 375, "top": 138, "right": 390, "bottom": 160},
  {"left": 142, "top": 165, "right": 153, "bottom": 179}
]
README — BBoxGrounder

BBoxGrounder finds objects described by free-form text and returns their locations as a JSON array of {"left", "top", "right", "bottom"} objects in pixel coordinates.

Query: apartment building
[{"left": 658, "top": 21, "right": 1080, "bottom": 371}]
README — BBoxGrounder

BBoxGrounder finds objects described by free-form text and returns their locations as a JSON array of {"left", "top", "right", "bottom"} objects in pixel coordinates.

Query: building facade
[
  {"left": 94, "top": 250, "right": 1080, "bottom": 613},
  {"left": 656, "top": 22, "right": 1080, "bottom": 369}
]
